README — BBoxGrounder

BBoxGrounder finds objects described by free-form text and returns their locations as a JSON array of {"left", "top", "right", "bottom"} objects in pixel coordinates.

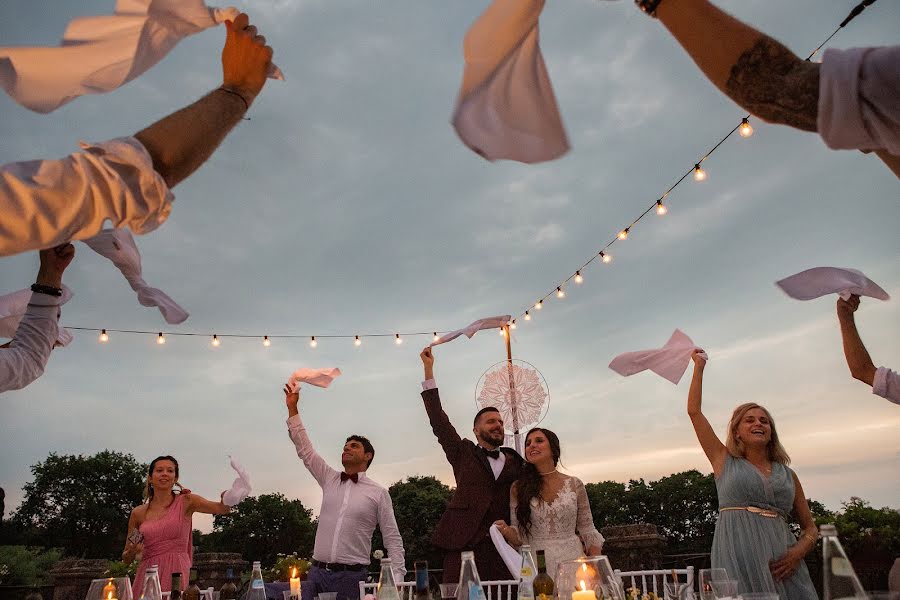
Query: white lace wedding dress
[{"left": 510, "top": 475, "right": 605, "bottom": 581}]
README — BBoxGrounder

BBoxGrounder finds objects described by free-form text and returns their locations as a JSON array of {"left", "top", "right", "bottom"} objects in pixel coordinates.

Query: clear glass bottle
[
  {"left": 377, "top": 558, "right": 402, "bottom": 600},
  {"left": 245, "top": 561, "right": 267, "bottom": 600},
  {"left": 140, "top": 565, "right": 162, "bottom": 600},
  {"left": 415, "top": 560, "right": 431, "bottom": 600},
  {"left": 821, "top": 524, "right": 866, "bottom": 600},
  {"left": 456, "top": 551, "right": 486, "bottom": 600},
  {"left": 517, "top": 546, "right": 536, "bottom": 600}
]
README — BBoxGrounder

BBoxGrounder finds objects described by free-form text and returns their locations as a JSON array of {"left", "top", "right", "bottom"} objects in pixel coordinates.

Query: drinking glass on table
[
  {"left": 439, "top": 584, "right": 458, "bottom": 600},
  {"left": 698, "top": 570, "right": 728, "bottom": 600},
  {"left": 710, "top": 580, "right": 738, "bottom": 600}
]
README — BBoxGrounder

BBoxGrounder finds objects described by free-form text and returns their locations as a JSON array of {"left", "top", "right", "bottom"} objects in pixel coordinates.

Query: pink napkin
[
  {"left": 431, "top": 315, "right": 511, "bottom": 347},
  {"left": 222, "top": 455, "right": 251, "bottom": 507},
  {"left": 608, "top": 329, "right": 707, "bottom": 385},
  {"left": 288, "top": 367, "right": 342, "bottom": 393},
  {"left": 0, "top": 0, "right": 283, "bottom": 113},
  {"left": 0, "top": 285, "right": 74, "bottom": 346},
  {"left": 452, "top": 0, "right": 569, "bottom": 164},
  {"left": 776, "top": 267, "right": 890, "bottom": 301}
]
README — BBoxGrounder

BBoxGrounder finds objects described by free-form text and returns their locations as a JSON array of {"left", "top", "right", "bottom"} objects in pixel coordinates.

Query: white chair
[
  {"left": 359, "top": 580, "right": 518, "bottom": 600},
  {"left": 614, "top": 567, "right": 695, "bottom": 596}
]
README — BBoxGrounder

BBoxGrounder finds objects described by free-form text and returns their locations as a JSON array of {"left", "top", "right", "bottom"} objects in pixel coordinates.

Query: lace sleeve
[
  {"left": 509, "top": 488, "right": 526, "bottom": 543},
  {"left": 574, "top": 478, "right": 604, "bottom": 551}
]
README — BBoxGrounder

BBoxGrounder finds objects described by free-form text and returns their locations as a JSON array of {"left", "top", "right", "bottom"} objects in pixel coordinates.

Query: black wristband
[
  {"left": 218, "top": 86, "right": 250, "bottom": 111},
  {"left": 31, "top": 283, "right": 62, "bottom": 297},
  {"left": 635, "top": 0, "right": 664, "bottom": 17}
]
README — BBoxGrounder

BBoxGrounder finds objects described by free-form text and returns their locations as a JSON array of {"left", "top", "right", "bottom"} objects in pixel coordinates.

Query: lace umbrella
[{"left": 475, "top": 358, "right": 549, "bottom": 454}]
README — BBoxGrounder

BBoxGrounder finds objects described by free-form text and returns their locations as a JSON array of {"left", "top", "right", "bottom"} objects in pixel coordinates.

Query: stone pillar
[
  {"left": 600, "top": 524, "right": 666, "bottom": 572},
  {"left": 50, "top": 559, "right": 108, "bottom": 600},
  {"left": 192, "top": 553, "right": 248, "bottom": 591}
]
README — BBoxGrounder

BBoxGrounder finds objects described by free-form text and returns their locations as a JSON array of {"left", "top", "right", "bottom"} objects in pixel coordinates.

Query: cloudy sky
[{"left": 1, "top": 0, "right": 898, "bottom": 538}]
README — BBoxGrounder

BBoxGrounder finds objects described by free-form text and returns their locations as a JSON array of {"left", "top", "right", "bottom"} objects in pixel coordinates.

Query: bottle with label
[
  {"left": 183, "top": 569, "right": 201, "bottom": 600},
  {"left": 219, "top": 568, "right": 238, "bottom": 600},
  {"left": 140, "top": 565, "right": 162, "bottom": 600},
  {"left": 532, "top": 550, "right": 554, "bottom": 600},
  {"left": 170, "top": 573, "right": 183, "bottom": 600},
  {"left": 821, "top": 524, "right": 865, "bottom": 600},
  {"left": 517, "top": 546, "right": 536, "bottom": 600},
  {"left": 376, "top": 558, "right": 402, "bottom": 600},
  {"left": 246, "top": 562, "right": 267, "bottom": 600},
  {"left": 456, "top": 551, "right": 486, "bottom": 600},
  {"left": 415, "top": 560, "right": 431, "bottom": 600}
]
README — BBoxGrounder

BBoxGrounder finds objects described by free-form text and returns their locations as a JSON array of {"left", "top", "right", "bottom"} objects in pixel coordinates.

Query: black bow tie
[
  {"left": 340, "top": 472, "right": 359, "bottom": 483},
  {"left": 482, "top": 448, "right": 501, "bottom": 460}
]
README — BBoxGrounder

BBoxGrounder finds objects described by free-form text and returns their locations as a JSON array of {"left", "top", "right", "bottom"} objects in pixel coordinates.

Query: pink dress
[{"left": 132, "top": 494, "right": 193, "bottom": 598}]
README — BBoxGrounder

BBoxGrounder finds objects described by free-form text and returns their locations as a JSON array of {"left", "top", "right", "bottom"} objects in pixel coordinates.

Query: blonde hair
[{"left": 725, "top": 403, "right": 791, "bottom": 465}]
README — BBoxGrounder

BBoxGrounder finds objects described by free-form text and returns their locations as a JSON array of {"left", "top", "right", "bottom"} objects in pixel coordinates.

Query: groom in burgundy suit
[{"left": 419, "top": 348, "right": 524, "bottom": 583}]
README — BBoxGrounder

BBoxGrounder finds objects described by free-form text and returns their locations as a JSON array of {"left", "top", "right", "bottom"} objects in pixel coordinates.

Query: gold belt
[{"left": 719, "top": 506, "right": 783, "bottom": 519}]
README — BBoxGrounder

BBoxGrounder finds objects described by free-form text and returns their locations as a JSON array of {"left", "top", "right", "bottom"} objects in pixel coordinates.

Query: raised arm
[
  {"left": 284, "top": 382, "right": 338, "bottom": 486},
  {"left": 687, "top": 350, "right": 727, "bottom": 476},
  {"left": 769, "top": 471, "right": 818, "bottom": 582},
  {"left": 836, "top": 295, "right": 876, "bottom": 386},
  {"left": 574, "top": 478, "right": 604, "bottom": 556},
  {"left": 420, "top": 348, "right": 463, "bottom": 464}
]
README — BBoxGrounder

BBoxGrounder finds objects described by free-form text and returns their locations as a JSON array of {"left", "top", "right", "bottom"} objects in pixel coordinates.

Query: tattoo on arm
[{"left": 725, "top": 37, "right": 820, "bottom": 132}]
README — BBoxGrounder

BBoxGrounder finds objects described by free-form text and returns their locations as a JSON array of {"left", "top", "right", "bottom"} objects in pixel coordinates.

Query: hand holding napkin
[
  {"left": 609, "top": 329, "right": 707, "bottom": 385},
  {"left": 431, "top": 315, "right": 511, "bottom": 347},
  {"left": 776, "top": 267, "right": 890, "bottom": 302}
]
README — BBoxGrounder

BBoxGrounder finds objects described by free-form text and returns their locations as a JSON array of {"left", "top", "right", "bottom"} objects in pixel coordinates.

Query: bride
[{"left": 495, "top": 427, "right": 605, "bottom": 580}]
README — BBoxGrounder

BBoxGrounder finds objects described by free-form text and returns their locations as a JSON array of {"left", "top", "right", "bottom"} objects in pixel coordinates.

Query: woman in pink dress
[{"left": 122, "top": 456, "right": 230, "bottom": 598}]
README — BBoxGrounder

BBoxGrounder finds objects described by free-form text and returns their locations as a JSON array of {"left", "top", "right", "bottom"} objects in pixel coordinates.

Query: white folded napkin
[
  {"left": 608, "top": 329, "right": 707, "bottom": 385},
  {"left": 489, "top": 523, "right": 520, "bottom": 579},
  {"left": 452, "top": 0, "right": 569, "bottom": 164},
  {"left": 430, "top": 315, "right": 512, "bottom": 347},
  {"left": 776, "top": 267, "right": 890, "bottom": 302},
  {"left": 0, "top": 285, "right": 74, "bottom": 346},
  {"left": 82, "top": 229, "right": 188, "bottom": 324},
  {"left": 288, "top": 367, "right": 342, "bottom": 393},
  {"left": 0, "top": 0, "right": 284, "bottom": 114},
  {"left": 222, "top": 455, "right": 251, "bottom": 507}
]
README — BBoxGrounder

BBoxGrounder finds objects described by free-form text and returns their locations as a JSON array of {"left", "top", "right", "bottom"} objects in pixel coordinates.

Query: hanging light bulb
[
  {"left": 309, "top": 336, "right": 317, "bottom": 348},
  {"left": 510, "top": 321, "right": 517, "bottom": 330},
  {"left": 211, "top": 334, "right": 220, "bottom": 347},
  {"left": 99, "top": 329, "right": 109, "bottom": 343},
  {"left": 432, "top": 332, "right": 440, "bottom": 342},
  {"left": 534, "top": 300, "right": 543, "bottom": 310},
  {"left": 263, "top": 335, "right": 271, "bottom": 347},
  {"left": 693, "top": 163, "right": 707, "bottom": 181},
  {"left": 556, "top": 287, "right": 565, "bottom": 299},
  {"left": 157, "top": 332, "right": 166, "bottom": 345},
  {"left": 600, "top": 251, "right": 612, "bottom": 263},
  {"left": 354, "top": 335, "right": 362, "bottom": 347},
  {"left": 656, "top": 200, "right": 668, "bottom": 215},
  {"left": 738, "top": 118, "right": 754, "bottom": 138},
  {"left": 499, "top": 328, "right": 506, "bottom": 336},
  {"left": 524, "top": 311, "right": 531, "bottom": 321},
  {"left": 618, "top": 228, "right": 629, "bottom": 240},
  {"left": 574, "top": 271, "right": 583, "bottom": 284},
  {"left": 395, "top": 333, "right": 403, "bottom": 345}
]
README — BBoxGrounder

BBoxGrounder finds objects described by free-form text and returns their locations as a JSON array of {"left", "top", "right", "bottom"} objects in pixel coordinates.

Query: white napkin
[
  {"left": 222, "top": 455, "right": 251, "bottom": 507},
  {"left": 776, "top": 267, "right": 890, "bottom": 302},
  {"left": 0, "top": 0, "right": 284, "bottom": 114},
  {"left": 288, "top": 367, "right": 342, "bottom": 393},
  {"left": 0, "top": 285, "right": 74, "bottom": 346},
  {"left": 608, "top": 329, "right": 708, "bottom": 385},
  {"left": 82, "top": 229, "right": 188, "bottom": 324},
  {"left": 452, "top": 0, "right": 569, "bottom": 164},
  {"left": 489, "top": 523, "right": 520, "bottom": 579},
  {"left": 430, "top": 315, "right": 512, "bottom": 347}
]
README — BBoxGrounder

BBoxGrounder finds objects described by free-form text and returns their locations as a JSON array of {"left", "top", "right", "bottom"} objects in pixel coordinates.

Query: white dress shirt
[
  {"left": 0, "top": 291, "right": 62, "bottom": 393},
  {"left": 286, "top": 414, "right": 406, "bottom": 577},
  {"left": 873, "top": 367, "right": 900, "bottom": 405},
  {"left": 0, "top": 137, "right": 173, "bottom": 257}
]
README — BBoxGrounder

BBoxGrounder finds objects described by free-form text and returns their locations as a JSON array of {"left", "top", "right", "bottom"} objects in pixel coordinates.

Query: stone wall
[
  {"left": 192, "top": 553, "right": 247, "bottom": 591},
  {"left": 600, "top": 524, "right": 666, "bottom": 572},
  {"left": 49, "top": 559, "right": 107, "bottom": 600}
]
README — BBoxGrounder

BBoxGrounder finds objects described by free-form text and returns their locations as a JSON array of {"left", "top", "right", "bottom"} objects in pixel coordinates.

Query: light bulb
[
  {"left": 99, "top": 329, "right": 109, "bottom": 343},
  {"left": 524, "top": 311, "right": 531, "bottom": 321},
  {"left": 693, "top": 164, "right": 707, "bottom": 181},
  {"left": 212, "top": 335, "right": 220, "bottom": 347},
  {"left": 395, "top": 333, "right": 403, "bottom": 345},
  {"left": 510, "top": 321, "right": 517, "bottom": 330},
  {"left": 556, "top": 287, "right": 565, "bottom": 299},
  {"left": 309, "top": 336, "right": 317, "bottom": 348},
  {"left": 574, "top": 271, "right": 583, "bottom": 284},
  {"left": 739, "top": 118, "right": 753, "bottom": 138},
  {"left": 656, "top": 200, "right": 668, "bottom": 216},
  {"left": 600, "top": 251, "right": 612, "bottom": 264},
  {"left": 534, "top": 300, "right": 543, "bottom": 310},
  {"left": 157, "top": 332, "right": 166, "bottom": 345},
  {"left": 499, "top": 328, "right": 506, "bottom": 336},
  {"left": 263, "top": 335, "right": 271, "bottom": 347},
  {"left": 618, "top": 228, "right": 629, "bottom": 240},
  {"left": 433, "top": 332, "right": 440, "bottom": 342}
]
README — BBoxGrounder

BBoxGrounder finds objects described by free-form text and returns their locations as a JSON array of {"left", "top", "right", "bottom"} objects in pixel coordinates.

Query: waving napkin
[
  {"left": 452, "top": 0, "right": 569, "bottom": 164},
  {"left": 431, "top": 315, "right": 511, "bottom": 347},
  {"left": 608, "top": 329, "right": 707, "bottom": 385},
  {"left": 82, "top": 229, "right": 188, "bottom": 324},
  {"left": 288, "top": 367, "right": 342, "bottom": 393},
  {"left": 222, "top": 455, "right": 251, "bottom": 507},
  {"left": 0, "top": 0, "right": 284, "bottom": 114},
  {"left": 489, "top": 523, "right": 521, "bottom": 578},
  {"left": 0, "top": 286, "right": 74, "bottom": 346},
  {"left": 776, "top": 267, "right": 890, "bottom": 302}
]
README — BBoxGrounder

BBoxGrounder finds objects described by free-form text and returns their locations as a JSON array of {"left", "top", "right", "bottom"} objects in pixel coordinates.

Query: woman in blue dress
[{"left": 687, "top": 350, "right": 818, "bottom": 600}]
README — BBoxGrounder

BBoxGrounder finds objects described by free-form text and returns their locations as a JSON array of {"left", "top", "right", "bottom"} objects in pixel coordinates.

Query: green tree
[
  {"left": 204, "top": 494, "right": 316, "bottom": 567},
  {"left": 11, "top": 451, "right": 146, "bottom": 558},
  {"left": 0, "top": 546, "right": 64, "bottom": 586},
  {"left": 584, "top": 481, "right": 630, "bottom": 528}
]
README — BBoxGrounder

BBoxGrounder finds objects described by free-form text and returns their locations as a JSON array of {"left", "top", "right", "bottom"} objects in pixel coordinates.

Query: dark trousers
[
  {"left": 301, "top": 566, "right": 367, "bottom": 600},
  {"left": 441, "top": 534, "right": 512, "bottom": 584}
]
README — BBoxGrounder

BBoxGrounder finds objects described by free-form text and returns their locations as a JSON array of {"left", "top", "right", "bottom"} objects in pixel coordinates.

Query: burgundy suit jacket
[{"left": 422, "top": 387, "right": 524, "bottom": 551}]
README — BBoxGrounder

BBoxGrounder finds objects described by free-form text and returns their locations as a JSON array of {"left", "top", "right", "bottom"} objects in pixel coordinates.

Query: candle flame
[
  {"left": 582, "top": 564, "right": 588, "bottom": 573},
  {"left": 580, "top": 581, "right": 587, "bottom": 592},
  {"left": 292, "top": 567, "right": 297, "bottom": 578}
]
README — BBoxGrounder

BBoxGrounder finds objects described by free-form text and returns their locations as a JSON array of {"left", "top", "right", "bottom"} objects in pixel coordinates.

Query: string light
[
  {"left": 432, "top": 332, "right": 440, "bottom": 342},
  {"left": 656, "top": 200, "right": 668, "bottom": 216},
  {"left": 309, "top": 336, "right": 317, "bottom": 348},
  {"left": 574, "top": 271, "right": 583, "bottom": 284},
  {"left": 157, "top": 332, "right": 166, "bottom": 345},
  {"left": 600, "top": 251, "right": 612, "bottom": 264},
  {"left": 510, "top": 321, "right": 517, "bottom": 330},
  {"left": 524, "top": 311, "right": 531, "bottom": 321},
  {"left": 739, "top": 118, "right": 754, "bottom": 138},
  {"left": 395, "top": 333, "right": 403, "bottom": 345},
  {"left": 693, "top": 164, "right": 707, "bottom": 181},
  {"left": 499, "top": 328, "right": 506, "bottom": 336},
  {"left": 617, "top": 228, "right": 629, "bottom": 240},
  {"left": 354, "top": 335, "right": 362, "bottom": 346},
  {"left": 534, "top": 300, "right": 543, "bottom": 310},
  {"left": 211, "top": 335, "right": 220, "bottom": 347},
  {"left": 556, "top": 287, "right": 565, "bottom": 299},
  {"left": 263, "top": 335, "right": 271, "bottom": 347},
  {"left": 99, "top": 329, "right": 109, "bottom": 343}
]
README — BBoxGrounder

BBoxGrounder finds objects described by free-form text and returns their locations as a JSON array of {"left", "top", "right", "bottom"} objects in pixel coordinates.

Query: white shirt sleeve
[
  {"left": 286, "top": 413, "right": 339, "bottom": 486},
  {"left": 421, "top": 378, "right": 437, "bottom": 391},
  {"left": 817, "top": 46, "right": 900, "bottom": 155},
  {"left": 872, "top": 367, "right": 900, "bottom": 405},
  {"left": 377, "top": 487, "right": 407, "bottom": 579},
  {"left": 0, "top": 137, "right": 173, "bottom": 257},
  {"left": 0, "top": 292, "right": 61, "bottom": 393}
]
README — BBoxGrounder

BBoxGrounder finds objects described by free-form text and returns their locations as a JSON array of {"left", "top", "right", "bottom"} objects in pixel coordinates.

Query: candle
[
  {"left": 572, "top": 580, "right": 597, "bottom": 600},
  {"left": 103, "top": 579, "right": 118, "bottom": 600},
  {"left": 290, "top": 568, "right": 301, "bottom": 599}
]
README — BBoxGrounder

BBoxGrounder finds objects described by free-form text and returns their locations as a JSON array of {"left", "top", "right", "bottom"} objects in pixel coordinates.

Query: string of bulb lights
[{"left": 68, "top": 0, "right": 876, "bottom": 349}]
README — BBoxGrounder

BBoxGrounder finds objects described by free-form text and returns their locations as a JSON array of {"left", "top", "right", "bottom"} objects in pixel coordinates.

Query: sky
[{"left": 0, "top": 0, "right": 898, "bottom": 538}]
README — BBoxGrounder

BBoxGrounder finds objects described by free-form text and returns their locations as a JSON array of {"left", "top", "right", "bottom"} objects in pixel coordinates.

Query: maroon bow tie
[{"left": 341, "top": 472, "right": 359, "bottom": 483}]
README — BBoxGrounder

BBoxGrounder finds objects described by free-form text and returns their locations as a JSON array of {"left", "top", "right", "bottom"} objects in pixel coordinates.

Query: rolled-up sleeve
[
  {"left": 0, "top": 136, "right": 173, "bottom": 257},
  {"left": 872, "top": 367, "right": 900, "bottom": 405},
  {"left": 0, "top": 292, "right": 61, "bottom": 393},
  {"left": 817, "top": 46, "right": 900, "bottom": 155}
]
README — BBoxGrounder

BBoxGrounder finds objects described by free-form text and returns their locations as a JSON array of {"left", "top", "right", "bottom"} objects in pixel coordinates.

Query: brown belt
[{"left": 719, "top": 506, "right": 784, "bottom": 520}]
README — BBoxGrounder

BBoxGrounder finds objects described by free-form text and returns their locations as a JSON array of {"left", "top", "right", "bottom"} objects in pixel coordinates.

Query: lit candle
[
  {"left": 103, "top": 579, "right": 118, "bottom": 600},
  {"left": 290, "top": 568, "right": 301, "bottom": 599},
  {"left": 572, "top": 580, "right": 597, "bottom": 600}
]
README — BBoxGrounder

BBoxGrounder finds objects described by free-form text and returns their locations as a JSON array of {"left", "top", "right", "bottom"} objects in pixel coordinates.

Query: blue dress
[{"left": 711, "top": 454, "right": 818, "bottom": 600}]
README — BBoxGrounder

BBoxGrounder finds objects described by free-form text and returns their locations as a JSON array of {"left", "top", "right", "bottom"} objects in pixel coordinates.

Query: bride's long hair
[{"left": 514, "top": 427, "right": 561, "bottom": 537}]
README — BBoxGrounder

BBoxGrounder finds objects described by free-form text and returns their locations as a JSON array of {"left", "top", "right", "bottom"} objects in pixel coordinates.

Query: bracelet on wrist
[
  {"left": 218, "top": 86, "right": 250, "bottom": 111},
  {"left": 31, "top": 283, "right": 62, "bottom": 297},
  {"left": 635, "top": 0, "right": 664, "bottom": 17}
]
